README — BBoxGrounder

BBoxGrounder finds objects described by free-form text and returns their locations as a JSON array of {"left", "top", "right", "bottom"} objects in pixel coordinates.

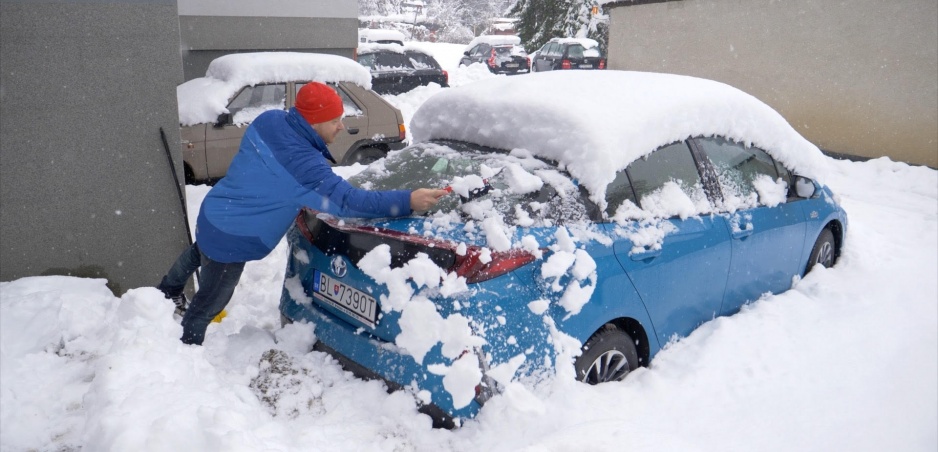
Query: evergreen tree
[{"left": 510, "top": 0, "right": 567, "bottom": 52}]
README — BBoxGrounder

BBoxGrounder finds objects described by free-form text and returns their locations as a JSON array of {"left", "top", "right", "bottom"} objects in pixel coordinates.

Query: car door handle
[
  {"left": 347, "top": 128, "right": 359, "bottom": 135},
  {"left": 630, "top": 247, "right": 662, "bottom": 261},
  {"left": 731, "top": 226, "right": 754, "bottom": 239}
]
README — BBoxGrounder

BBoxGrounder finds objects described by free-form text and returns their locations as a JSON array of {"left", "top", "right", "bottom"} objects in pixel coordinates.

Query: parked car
[
  {"left": 356, "top": 43, "right": 449, "bottom": 95},
  {"left": 531, "top": 37, "right": 606, "bottom": 72},
  {"left": 177, "top": 52, "right": 407, "bottom": 183},
  {"left": 458, "top": 35, "right": 530, "bottom": 75},
  {"left": 279, "top": 71, "right": 848, "bottom": 427}
]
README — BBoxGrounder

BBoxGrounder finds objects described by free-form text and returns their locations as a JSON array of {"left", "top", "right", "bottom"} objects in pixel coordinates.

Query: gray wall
[
  {"left": 1, "top": 0, "right": 190, "bottom": 294},
  {"left": 178, "top": 0, "right": 359, "bottom": 81},
  {"left": 605, "top": 0, "right": 938, "bottom": 168}
]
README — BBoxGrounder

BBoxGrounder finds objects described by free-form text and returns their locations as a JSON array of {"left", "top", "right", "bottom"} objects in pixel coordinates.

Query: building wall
[
  {"left": 1, "top": 0, "right": 190, "bottom": 294},
  {"left": 605, "top": 0, "right": 938, "bottom": 168},
  {"left": 178, "top": 0, "right": 359, "bottom": 81}
]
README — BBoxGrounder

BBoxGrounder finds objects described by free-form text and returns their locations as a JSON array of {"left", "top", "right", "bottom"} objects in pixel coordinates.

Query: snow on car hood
[
  {"left": 411, "top": 70, "right": 830, "bottom": 206},
  {"left": 177, "top": 52, "right": 372, "bottom": 126}
]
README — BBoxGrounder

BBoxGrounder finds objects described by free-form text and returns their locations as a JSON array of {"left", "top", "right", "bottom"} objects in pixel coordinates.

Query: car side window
[
  {"left": 227, "top": 83, "right": 286, "bottom": 124},
  {"left": 695, "top": 136, "right": 786, "bottom": 208},
  {"left": 546, "top": 43, "right": 560, "bottom": 57},
  {"left": 295, "top": 83, "right": 362, "bottom": 117},
  {"left": 357, "top": 53, "right": 377, "bottom": 69},
  {"left": 470, "top": 45, "right": 484, "bottom": 57},
  {"left": 604, "top": 169, "right": 637, "bottom": 217},
  {"left": 625, "top": 141, "right": 711, "bottom": 217}
]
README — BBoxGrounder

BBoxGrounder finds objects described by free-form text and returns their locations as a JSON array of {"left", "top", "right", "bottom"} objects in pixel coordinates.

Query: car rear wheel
[
  {"left": 574, "top": 326, "right": 638, "bottom": 384},
  {"left": 347, "top": 146, "right": 387, "bottom": 165},
  {"left": 806, "top": 228, "right": 836, "bottom": 273}
]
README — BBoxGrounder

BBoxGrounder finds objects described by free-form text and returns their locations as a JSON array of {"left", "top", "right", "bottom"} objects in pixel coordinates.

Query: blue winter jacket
[{"left": 196, "top": 108, "right": 412, "bottom": 263}]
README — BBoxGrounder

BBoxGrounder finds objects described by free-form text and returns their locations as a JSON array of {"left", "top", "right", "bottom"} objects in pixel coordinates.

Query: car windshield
[{"left": 348, "top": 140, "right": 591, "bottom": 225}]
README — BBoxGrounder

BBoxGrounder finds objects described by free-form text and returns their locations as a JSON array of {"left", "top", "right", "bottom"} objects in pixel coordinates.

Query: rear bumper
[
  {"left": 280, "top": 288, "right": 484, "bottom": 426},
  {"left": 312, "top": 340, "right": 458, "bottom": 428}
]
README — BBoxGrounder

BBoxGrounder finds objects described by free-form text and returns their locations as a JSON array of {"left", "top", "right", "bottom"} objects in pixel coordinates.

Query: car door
[
  {"left": 691, "top": 137, "right": 807, "bottom": 316},
  {"left": 605, "top": 141, "right": 732, "bottom": 344},
  {"left": 204, "top": 83, "right": 287, "bottom": 179}
]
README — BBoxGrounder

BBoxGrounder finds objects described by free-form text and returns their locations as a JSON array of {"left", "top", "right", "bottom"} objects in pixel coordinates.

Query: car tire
[
  {"left": 806, "top": 228, "right": 836, "bottom": 273},
  {"left": 574, "top": 325, "right": 639, "bottom": 385},
  {"left": 347, "top": 146, "right": 387, "bottom": 165}
]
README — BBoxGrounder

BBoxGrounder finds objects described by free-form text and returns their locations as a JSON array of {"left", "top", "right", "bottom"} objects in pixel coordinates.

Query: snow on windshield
[
  {"left": 177, "top": 52, "right": 371, "bottom": 126},
  {"left": 411, "top": 70, "right": 830, "bottom": 209}
]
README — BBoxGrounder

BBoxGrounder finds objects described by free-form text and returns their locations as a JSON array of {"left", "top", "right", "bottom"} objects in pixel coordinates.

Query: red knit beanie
[{"left": 295, "top": 82, "right": 344, "bottom": 124}]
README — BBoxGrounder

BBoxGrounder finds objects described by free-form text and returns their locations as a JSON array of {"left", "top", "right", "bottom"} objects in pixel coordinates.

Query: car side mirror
[
  {"left": 793, "top": 175, "right": 817, "bottom": 198},
  {"left": 463, "top": 51, "right": 470, "bottom": 56},
  {"left": 213, "top": 113, "right": 231, "bottom": 128}
]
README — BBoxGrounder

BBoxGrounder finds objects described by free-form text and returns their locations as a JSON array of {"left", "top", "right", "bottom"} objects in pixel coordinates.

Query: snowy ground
[{"left": 1, "top": 43, "right": 936, "bottom": 452}]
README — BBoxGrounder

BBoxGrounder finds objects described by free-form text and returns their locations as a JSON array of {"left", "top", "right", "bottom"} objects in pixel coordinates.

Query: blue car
[{"left": 279, "top": 71, "right": 848, "bottom": 427}]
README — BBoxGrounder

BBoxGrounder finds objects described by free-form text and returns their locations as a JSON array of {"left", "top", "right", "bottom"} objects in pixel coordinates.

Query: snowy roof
[
  {"left": 465, "top": 35, "right": 522, "bottom": 51},
  {"left": 359, "top": 28, "right": 407, "bottom": 44},
  {"left": 357, "top": 42, "right": 431, "bottom": 55},
  {"left": 177, "top": 52, "right": 372, "bottom": 126},
  {"left": 550, "top": 37, "right": 600, "bottom": 48},
  {"left": 411, "top": 70, "right": 829, "bottom": 204}
]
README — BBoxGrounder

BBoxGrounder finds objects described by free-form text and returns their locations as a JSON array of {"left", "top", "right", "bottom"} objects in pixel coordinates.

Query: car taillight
[
  {"left": 488, "top": 49, "right": 496, "bottom": 67},
  {"left": 443, "top": 69, "right": 449, "bottom": 85},
  {"left": 561, "top": 59, "right": 572, "bottom": 69},
  {"left": 526, "top": 57, "right": 531, "bottom": 69},
  {"left": 599, "top": 59, "right": 606, "bottom": 69},
  {"left": 453, "top": 247, "right": 536, "bottom": 283},
  {"left": 398, "top": 123, "right": 406, "bottom": 140}
]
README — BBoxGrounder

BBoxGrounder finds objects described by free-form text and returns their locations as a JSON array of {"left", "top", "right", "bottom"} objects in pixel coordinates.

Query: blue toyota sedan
[{"left": 279, "top": 71, "right": 848, "bottom": 427}]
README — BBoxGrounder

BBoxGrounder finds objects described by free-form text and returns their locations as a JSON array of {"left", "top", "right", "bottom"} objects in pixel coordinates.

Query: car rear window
[
  {"left": 406, "top": 52, "right": 440, "bottom": 70},
  {"left": 349, "top": 141, "right": 589, "bottom": 224}
]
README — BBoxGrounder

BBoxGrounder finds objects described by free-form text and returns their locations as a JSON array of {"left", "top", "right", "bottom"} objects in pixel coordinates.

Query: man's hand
[{"left": 410, "top": 188, "right": 449, "bottom": 211}]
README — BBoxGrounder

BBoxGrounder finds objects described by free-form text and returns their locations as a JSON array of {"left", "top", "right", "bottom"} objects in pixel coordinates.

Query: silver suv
[{"left": 178, "top": 52, "right": 406, "bottom": 184}]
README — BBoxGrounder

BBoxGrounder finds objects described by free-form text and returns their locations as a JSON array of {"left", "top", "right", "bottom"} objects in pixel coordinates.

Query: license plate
[
  {"left": 505, "top": 63, "right": 519, "bottom": 68},
  {"left": 312, "top": 270, "right": 377, "bottom": 328},
  {"left": 580, "top": 64, "right": 592, "bottom": 69}
]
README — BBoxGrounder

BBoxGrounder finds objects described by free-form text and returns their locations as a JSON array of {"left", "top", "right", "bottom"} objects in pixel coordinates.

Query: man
[{"left": 158, "top": 81, "right": 447, "bottom": 345}]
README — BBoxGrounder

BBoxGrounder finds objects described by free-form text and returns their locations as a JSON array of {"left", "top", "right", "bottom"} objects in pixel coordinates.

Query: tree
[{"left": 511, "top": 0, "right": 606, "bottom": 52}]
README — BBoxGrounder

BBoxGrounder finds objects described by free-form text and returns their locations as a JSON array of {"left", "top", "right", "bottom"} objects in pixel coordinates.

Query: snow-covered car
[
  {"left": 278, "top": 71, "right": 848, "bottom": 427},
  {"left": 178, "top": 52, "right": 407, "bottom": 183},
  {"left": 531, "top": 37, "right": 606, "bottom": 72},
  {"left": 358, "top": 28, "right": 406, "bottom": 45},
  {"left": 458, "top": 35, "right": 530, "bottom": 75},
  {"left": 356, "top": 43, "right": 449, "bottom": 95}
]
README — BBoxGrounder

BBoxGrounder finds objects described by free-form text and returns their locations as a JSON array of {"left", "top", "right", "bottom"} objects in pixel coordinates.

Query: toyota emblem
[{"left": 330, "top": 255, "right": 348, "bottom": 278}]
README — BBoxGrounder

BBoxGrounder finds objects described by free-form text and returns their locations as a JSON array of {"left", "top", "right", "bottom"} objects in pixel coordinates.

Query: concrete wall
[
  {"left": 1, "top": 0, "right": 190, "bottom": 294},
  {"left": 605, "top": 0, "right": 938, "bottom": 168},
  {"left": 178, "top": 0, "right": 359, "bottom": 81}
]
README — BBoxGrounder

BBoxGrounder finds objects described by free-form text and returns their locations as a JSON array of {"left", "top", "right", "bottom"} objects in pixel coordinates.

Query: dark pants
[{"left": 157, "top": 242, "right": 245, "bottom": 345}]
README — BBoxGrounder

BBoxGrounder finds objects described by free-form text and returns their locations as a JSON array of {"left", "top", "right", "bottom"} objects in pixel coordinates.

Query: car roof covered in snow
[
  {"left": 359, "top": 28, "right": 407, "bottom": 44},
  {"left": 177, "top": 52, "right": 371, "bottom": 126},
  {"left": 549, "top": 37, "right": 600, "bottom": 48},
  {"left": 357, "top": 42, "right": 432, "bottom": 55},
  {"left": 411, "top": 70, "right": 829, "bottom": 204},
  {"left": 464, "top": 35, "right": 522, "bottom": 51}
]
